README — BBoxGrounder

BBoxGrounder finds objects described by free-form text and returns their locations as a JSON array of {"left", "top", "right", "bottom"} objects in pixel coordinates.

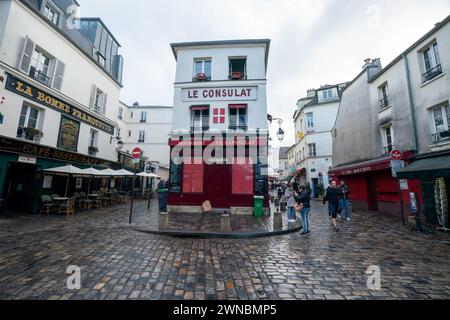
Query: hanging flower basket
[
  {"left": 230, "top": 71, "right": 243, "bottom": 80},
  {"left": 196, "top": 73, "right": 207, "bottom": 81}
]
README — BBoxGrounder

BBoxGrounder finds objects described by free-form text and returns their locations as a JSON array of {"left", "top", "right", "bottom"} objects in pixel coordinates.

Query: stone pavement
[{"left": 0, "top": 200, "right": 449, "bottom": 300}]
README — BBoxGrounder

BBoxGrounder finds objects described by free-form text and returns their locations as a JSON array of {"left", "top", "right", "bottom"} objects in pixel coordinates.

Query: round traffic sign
[
  {"left": 390, "top": 149, "right": 403, "bottom": 160},
  {"left": 132, "top": 147, "right": 142, "bottom": 159}
]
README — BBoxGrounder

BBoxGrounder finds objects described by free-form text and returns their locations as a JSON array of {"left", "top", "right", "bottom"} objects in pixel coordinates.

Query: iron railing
[{"left": 422, "top": 64, "right": 442, "bottom": 82}]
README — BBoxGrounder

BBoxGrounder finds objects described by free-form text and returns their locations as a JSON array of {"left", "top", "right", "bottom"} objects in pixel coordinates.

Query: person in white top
[{"left": 285, "top": 184, "right": 297, "bottom": 223}]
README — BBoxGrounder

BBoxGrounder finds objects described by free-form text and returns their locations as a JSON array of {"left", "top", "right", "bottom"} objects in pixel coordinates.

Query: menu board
[
  {"left": 254, "top": 163, "right": 268, "bottom": 195},
  {"left": 57, "top": 116, "right": 80, "bottom": 152},
  {"left": 169, "top": 160, "right": 182, "bottom": 193}
]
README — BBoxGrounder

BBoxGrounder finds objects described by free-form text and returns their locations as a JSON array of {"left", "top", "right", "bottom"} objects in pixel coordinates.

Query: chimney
[
  {"left": 306, "top": 89, "right": 316, "bottom": 98},
  {"left": 363, "top": 58, "right": 383, "bottom": 80}
]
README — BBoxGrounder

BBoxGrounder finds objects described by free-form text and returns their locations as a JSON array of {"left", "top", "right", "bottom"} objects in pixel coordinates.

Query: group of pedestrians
[{"left": 277, "top": 178, "right": 351, "bottom": 234}]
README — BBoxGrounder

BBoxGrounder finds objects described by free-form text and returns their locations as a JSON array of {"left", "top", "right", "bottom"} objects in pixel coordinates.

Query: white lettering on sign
[{"left": 182, "top": 87, "right": 257, "bottom": 102}]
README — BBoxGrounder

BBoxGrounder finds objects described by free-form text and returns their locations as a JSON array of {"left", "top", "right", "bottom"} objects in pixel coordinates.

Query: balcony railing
[
  {"left": 229, "top": 125, "right": 248, "bottom": 131},
  {"left": 29, "top": 67, "right": 51, "bottom": 86},
  {"left": 191, "top": 126, "right": 210, "bottom": 133},
  {"left": 379, "top": 96, "right": 390, "bottom": 110},
  {"left": 140, "top": 119, "right": 147, "bottom": 123},
  {"left": 228, "top": 72, "right": 247, "bottom": 81},
  {"left": 432, "top": 130, "right": 450, "bottom": 143},
  {"left": 193, "top": 73, "right": 211, "bottom": 82},
  {"left": 308, "top": 152, "right": 317, "bottom": 158},
  {"left": 422, "top": 64, "right": 443, "bottom": 82}
]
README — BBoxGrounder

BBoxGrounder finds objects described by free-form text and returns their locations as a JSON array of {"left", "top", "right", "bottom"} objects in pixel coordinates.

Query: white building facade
[
  {"left": 290, "top": 83, "right": 348, "bottom": 197},
  {"left": 167, "top": 39, "right": 271, "bottom": 214},
  {"left": 0, "top": 0, "right": 127, "bottom": 214}
]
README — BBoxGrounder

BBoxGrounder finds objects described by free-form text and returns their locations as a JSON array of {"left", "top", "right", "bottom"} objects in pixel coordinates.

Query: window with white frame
[
  {"left": 88, "top": 129, "right": 98, "bottom": 155},
  {"left": 229, "top": 105, "right": 247, "bottom": 130},
  {"left": 190, "top": 107, "right": 210, "bottom": 131},
  {"left": 30, "top": 47, "right": 52, "bottom": 85},
  {"left": 308, "top": 143, "right": 317, "bottom": 157},
  {"left": 17, "top": 104, "right": 41, "bottom": 142},
  {"left": 43, "top": 4, "right": 59, "bottom": 25},
  {"left": 306, "top": 113, "right": 314, "bottom": 129},
  {"left": 194, "top": 59, "right": 211, "bottom": 80},
  {"left": 381, "top": 125, "right": 394, "bottom": 154},
  {"left": 322, "top": 89, "right": 333, "bottom": 100},
  {"left": 118, "top": 107, "right": 123, "bottom": 120},
  {"left": 431, "top": 103, "right": 450, "bottom": 143},
  {"left": 138, "top": 130, "right": 146, "bottom": 143},
  {"left": 379, "top": 83, "right": 390, "bottom": 109},
  {"left": 91, "top": 86, "right": 107, "bottom": 115},
  {"left": 140, "top": 111, "right": 147, "bottom": 123},
  {"left": 421, "top": 42, "right": 442, "bottom": 82}
]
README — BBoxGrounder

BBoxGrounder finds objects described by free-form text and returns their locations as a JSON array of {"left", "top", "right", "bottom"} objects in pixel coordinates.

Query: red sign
[
  {"left": 390, "top": 150, "right": 403, "bottom": 160},
  {"left": 132, "top": 147, "right": 142, "bottom": 159}
]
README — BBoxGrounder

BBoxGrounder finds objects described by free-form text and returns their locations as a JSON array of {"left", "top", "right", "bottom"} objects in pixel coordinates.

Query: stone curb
[{"left": 128, "top": 225, "right": 303, "bottom": 239}]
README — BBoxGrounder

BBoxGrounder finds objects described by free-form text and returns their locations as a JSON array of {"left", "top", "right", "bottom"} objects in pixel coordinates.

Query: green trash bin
[{"left": 253, "top": 196, "right": 265, "bottom": 217}]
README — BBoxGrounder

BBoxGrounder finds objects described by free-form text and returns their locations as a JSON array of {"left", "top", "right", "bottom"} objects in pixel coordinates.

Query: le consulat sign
[
  {"left": 5, "top": 74, "right": 115, "bottom": 135},
  {"left": 182, "top": 86, "right": 258, "bottom": 102}
]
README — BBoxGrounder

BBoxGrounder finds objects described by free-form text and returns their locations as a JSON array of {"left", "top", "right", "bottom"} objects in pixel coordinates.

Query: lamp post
[{"left": 268, "top": 116, "right": 285, "bottom": 142}]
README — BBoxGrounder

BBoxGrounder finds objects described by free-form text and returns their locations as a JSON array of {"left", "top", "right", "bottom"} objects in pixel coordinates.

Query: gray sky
[{"left": 78, "top": 0, "right": 450, "bottom": 147}]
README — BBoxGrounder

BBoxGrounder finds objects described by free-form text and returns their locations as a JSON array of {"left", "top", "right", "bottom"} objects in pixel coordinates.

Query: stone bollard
[
  {"left": 220, "top": 214, "right": 232, "bottom": 233},
  {"left": 275, "top": 198, "right": 280, "bottom": 208},
  {"left": 273, "top": 211, "right": 283, "bottom": 230},
  {"left": 159, "top": 212, "right": 169, "bottom": 230}
]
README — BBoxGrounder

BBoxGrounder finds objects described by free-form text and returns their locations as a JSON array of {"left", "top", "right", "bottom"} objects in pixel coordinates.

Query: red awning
[
  {"left": 229, "top": 104, "right": 248, "bottom": 109},
  {"left": 329, "top": 157, "right": 391, "bottom": 177},
  {"left": 190, "top": 105, "right": 209, "bottom": 111}
]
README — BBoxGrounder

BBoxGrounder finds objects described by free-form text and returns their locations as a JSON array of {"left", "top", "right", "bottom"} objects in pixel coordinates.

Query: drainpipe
[{"left": 403, "top": 54, "right": 419, "bottom": 153}]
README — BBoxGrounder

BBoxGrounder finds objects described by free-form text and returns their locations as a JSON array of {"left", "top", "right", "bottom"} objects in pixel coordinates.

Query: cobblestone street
[{"left": 0, "top": 200, "right": 449, "bottom": 300}]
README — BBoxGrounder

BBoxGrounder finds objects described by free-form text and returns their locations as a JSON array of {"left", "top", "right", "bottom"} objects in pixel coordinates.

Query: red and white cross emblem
[{"left": 213, "top": 108, "right": 225, "bottom": 124}]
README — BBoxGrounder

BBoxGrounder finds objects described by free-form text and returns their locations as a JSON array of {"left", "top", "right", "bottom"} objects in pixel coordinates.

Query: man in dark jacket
[
  {"left": 296, "top": 185, "right": 311, "bottom": 235},
  {"left": 323, "top": 180, "right": 340, "bottom": 231},
  {"left": 338, "top": 180, "right": 351, "bottom": 222}
]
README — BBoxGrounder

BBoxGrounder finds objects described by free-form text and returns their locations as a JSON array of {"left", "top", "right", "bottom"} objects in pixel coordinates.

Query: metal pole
[
  {"left": 398, "top": 181, "right": 405, "bottom": 226},
  {"left": 147, "top": 178, "right": 152, "bottom": 210},
  {"left": 129, "top": 163, "right": 138, "bottom": 224}
]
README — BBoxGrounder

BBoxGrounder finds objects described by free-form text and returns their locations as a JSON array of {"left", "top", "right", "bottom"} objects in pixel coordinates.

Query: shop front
[
  {"left": 0, "top": 135, "right": 122, "bottom": 214},
  {"left": 329, "top": 153, "right": 420, "bottom": 215},
  {"left": 167, "top": 135, "right": 269, "bottom": 215},
  {"left": 397, "top": 151, "right": 450, "bottom": 230}
]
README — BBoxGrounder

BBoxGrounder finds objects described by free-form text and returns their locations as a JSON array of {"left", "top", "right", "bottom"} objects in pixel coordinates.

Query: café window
[
  {"left": 432, "top": 103, "right": 450, "bottom": 143},
  {"left": 140, "top": 111, "right": 147, "bottom": 123},
  {"left": 182, "top": 162, "right": 204, "bottom": 193},
  {"left": 190, "top": 106, "right": 210, "bottom": 132},
  {"left": 229, "top": 57, "right": 247, "bottom": 80},
  {"left": 232, "top": 159, "right": 253, "bottom": 195},
  {"left": 30, "top": 47, "right": 52, "bottom": 86},
  {"left": 229, "top": 105, "right": 248, "bottom": 130},
  {"left": 43, "top": 4, "right": 59, "bottom": 25},
  {"left": 193, "top": 59, "right": 211, "bottom": 81},
  {"left": 17, "top": 104, "right": 42, "bottom": 142}
]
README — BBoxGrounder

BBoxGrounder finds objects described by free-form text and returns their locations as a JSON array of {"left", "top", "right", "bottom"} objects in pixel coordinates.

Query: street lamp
[
  {"left": 111, "top": 136, "right": 124, "bottom": 150},
  {"left": 268, "top": 116, "right": 285, "bottom": 142}
]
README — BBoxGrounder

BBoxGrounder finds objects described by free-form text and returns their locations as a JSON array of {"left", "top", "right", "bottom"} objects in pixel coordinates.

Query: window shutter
[
  {"left": 102, "top": 93, "right": 108, "bottom": 115},
  {"left": 19, "top": 36, "right": 35, "bottom": 74},
  {"left": 89, "top": 85, "right": 97, "bottom": 109},
  {"left": 52, "top": 60, "right": 65, "bottom": 90}
]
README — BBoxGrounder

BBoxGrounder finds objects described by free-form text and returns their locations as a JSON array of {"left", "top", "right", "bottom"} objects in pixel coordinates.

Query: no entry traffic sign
[
  {"left": 132, "top": 147, "right": 142, "bottom": 159},
  {"left": 390, "top": 149, "right": 403, "bottom": 160}
]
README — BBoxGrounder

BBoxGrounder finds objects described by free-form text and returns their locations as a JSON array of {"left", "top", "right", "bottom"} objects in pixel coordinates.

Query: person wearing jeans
[
  {"left": 296, "top": 185, "right": 311, "bottom": 235},
  {"left": 285, "top": 184, "right": 296, "bottom": 223},
  {"left": 338, "top": 180, "right": 351, "bottom": 221}
]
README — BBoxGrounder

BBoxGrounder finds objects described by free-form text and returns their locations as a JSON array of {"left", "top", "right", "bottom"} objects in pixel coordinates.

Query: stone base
[{"left": 168, "top": 205, "right": 269, "bottom": 216}]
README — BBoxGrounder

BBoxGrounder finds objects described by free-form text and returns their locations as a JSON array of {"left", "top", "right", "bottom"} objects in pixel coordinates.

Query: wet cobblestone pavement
[{"left": 0, "top": 200, "right": 449, "bottom": 300}]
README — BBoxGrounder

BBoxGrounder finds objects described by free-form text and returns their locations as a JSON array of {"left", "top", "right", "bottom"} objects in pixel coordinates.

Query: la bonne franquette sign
[{"left": 182, "top": 86, "right": 257, "bottom": 102}]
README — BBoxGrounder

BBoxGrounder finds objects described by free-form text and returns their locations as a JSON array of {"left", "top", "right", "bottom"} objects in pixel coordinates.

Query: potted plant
[
  {"left": 25, "top": 127, "right": 43, "bottom": 141},
  {"left": 196, "top": 73, "right": 207, "bottom": 81},
  {"left": 230, "top": 71, "right": 243, "bottom": 80},
  {"left": 88, "top": 146, "right": 99, "bottom": 154}
]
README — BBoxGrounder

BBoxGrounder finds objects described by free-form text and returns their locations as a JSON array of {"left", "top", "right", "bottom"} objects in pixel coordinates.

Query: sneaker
[
  {"left": 334, "top": 226, "right": 340, "bottom": 232},
  {"left": 346, "top": 218, "right": 351, "bottom": 222},
  {"left": 300, "top": 231, "right": 307, "bottom": 235},
  {"left": 338, "top": 215, "right": 342, "bottom": 220}
]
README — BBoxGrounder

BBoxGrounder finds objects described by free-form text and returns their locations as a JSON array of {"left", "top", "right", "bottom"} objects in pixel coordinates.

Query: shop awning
[
  {"left": 44, "top": 165, "right": 86, "bottom": 176},
  {"left": 329, "top": 157, "right": 391, "bottom": 176},
  {"left": 396, "top": 155, "right": 450, "bottom": 179},
  {"left": 79, "top": 167, "right": 110, "bottom": 176},
  {"left": 137, "top": 172, "right": 160, "bottom": 178},
  {"left": 190, "top": 106, "right": 209, "bottom": 111},
  {"left": 114, "top": 169, "right": 135, "bottom": 177}
]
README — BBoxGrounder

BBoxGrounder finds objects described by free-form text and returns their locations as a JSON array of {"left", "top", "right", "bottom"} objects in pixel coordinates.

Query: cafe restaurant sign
[
  {"left": 5, "top": 74, "right": 115, "bottom": 135},
  {"left": 182, "top": 86, "right": 257, "bottom": 102}
]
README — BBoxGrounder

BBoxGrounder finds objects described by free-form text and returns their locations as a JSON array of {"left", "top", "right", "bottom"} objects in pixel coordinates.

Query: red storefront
[
  {"left": 329, "top": 152, "right": 422, "bottom": 215},
  {"left": 167, "top": 136, "right": 270, "bottom": 215}
]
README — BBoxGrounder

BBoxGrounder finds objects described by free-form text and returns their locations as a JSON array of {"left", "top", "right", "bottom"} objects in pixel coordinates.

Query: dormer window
[
  {"left": 43, "top": 4, "right": 59, "bottom": 26},
  {"left": 322, "top": 89, "right": 333, "bottom": 100},
  {"left": 229, "top": 57, "right": 247, "bottom": 80}
]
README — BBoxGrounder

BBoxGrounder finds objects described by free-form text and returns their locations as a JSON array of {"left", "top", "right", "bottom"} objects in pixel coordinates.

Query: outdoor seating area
[{"left": 38, "top": 165, "right": 160, "bottom": 216}]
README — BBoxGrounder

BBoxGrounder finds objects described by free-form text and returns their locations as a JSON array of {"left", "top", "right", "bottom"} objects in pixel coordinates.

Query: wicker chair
[
  {"left": 40, "top": 195, "right": 57, "bottom": 214},
  {"left": 58, "top": 197, "right": 76, "bottom": 216}
]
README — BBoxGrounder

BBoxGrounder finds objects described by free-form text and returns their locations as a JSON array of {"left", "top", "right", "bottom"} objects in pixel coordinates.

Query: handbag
[{"left": 294, "top": 203, "right": 303, "bottom": 213}]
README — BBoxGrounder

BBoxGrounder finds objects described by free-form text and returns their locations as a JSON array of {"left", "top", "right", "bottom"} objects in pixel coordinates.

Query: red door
[
  {"left": 366, "top": 173, "right": 378, "bottom": 211},
  {"left": 206, "top": 165, "right": 231, "bottom": 208}
]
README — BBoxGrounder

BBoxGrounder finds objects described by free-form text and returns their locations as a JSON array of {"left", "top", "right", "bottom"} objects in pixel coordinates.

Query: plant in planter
[
  {"left": 88, "top": 146, "right": 99, "bottom": 154},
  {"left": 25, "top": 127, "right": 43, "bottom": 141},
  {"left": 196, "top": 73, "right": 207, "bottom": 81},
  {"left": 230, "top": 71, "right": 243, "bottom": 80}
]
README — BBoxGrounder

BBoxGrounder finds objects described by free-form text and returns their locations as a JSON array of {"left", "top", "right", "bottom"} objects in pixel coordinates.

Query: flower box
[
  {"left": 230, "top": 71, "right": 244, "bottom": 80},
  {"left": 196, "top": 73, "right": 207, "bottom": 81}
]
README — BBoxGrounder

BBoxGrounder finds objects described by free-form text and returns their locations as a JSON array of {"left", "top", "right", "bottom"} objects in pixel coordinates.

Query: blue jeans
[
  {"left": 300, "top": 207, "right": 311, "bottom": 232},
  {"left": 339, "top": 199, "right": 350, "bottom": 219},
  {"left": 287, "top": 207, "right": 295, "bottom": 221}
]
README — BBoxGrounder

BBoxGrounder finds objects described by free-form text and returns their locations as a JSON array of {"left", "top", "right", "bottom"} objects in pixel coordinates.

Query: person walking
[
  {"left": 338, "top": 180, "right": 351, "bottom": 222},
  {"left": 296, "top": 185, "right": 311, "bottom": 235},
  {"left": 323, "top": 180, "right": 340, "bottom": 231},
  {"left": 277, "top": 184, "right": 284, "bottom": 201},
  {"left": 285, "top": 183, "right": 297, "bottom": 223}
]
